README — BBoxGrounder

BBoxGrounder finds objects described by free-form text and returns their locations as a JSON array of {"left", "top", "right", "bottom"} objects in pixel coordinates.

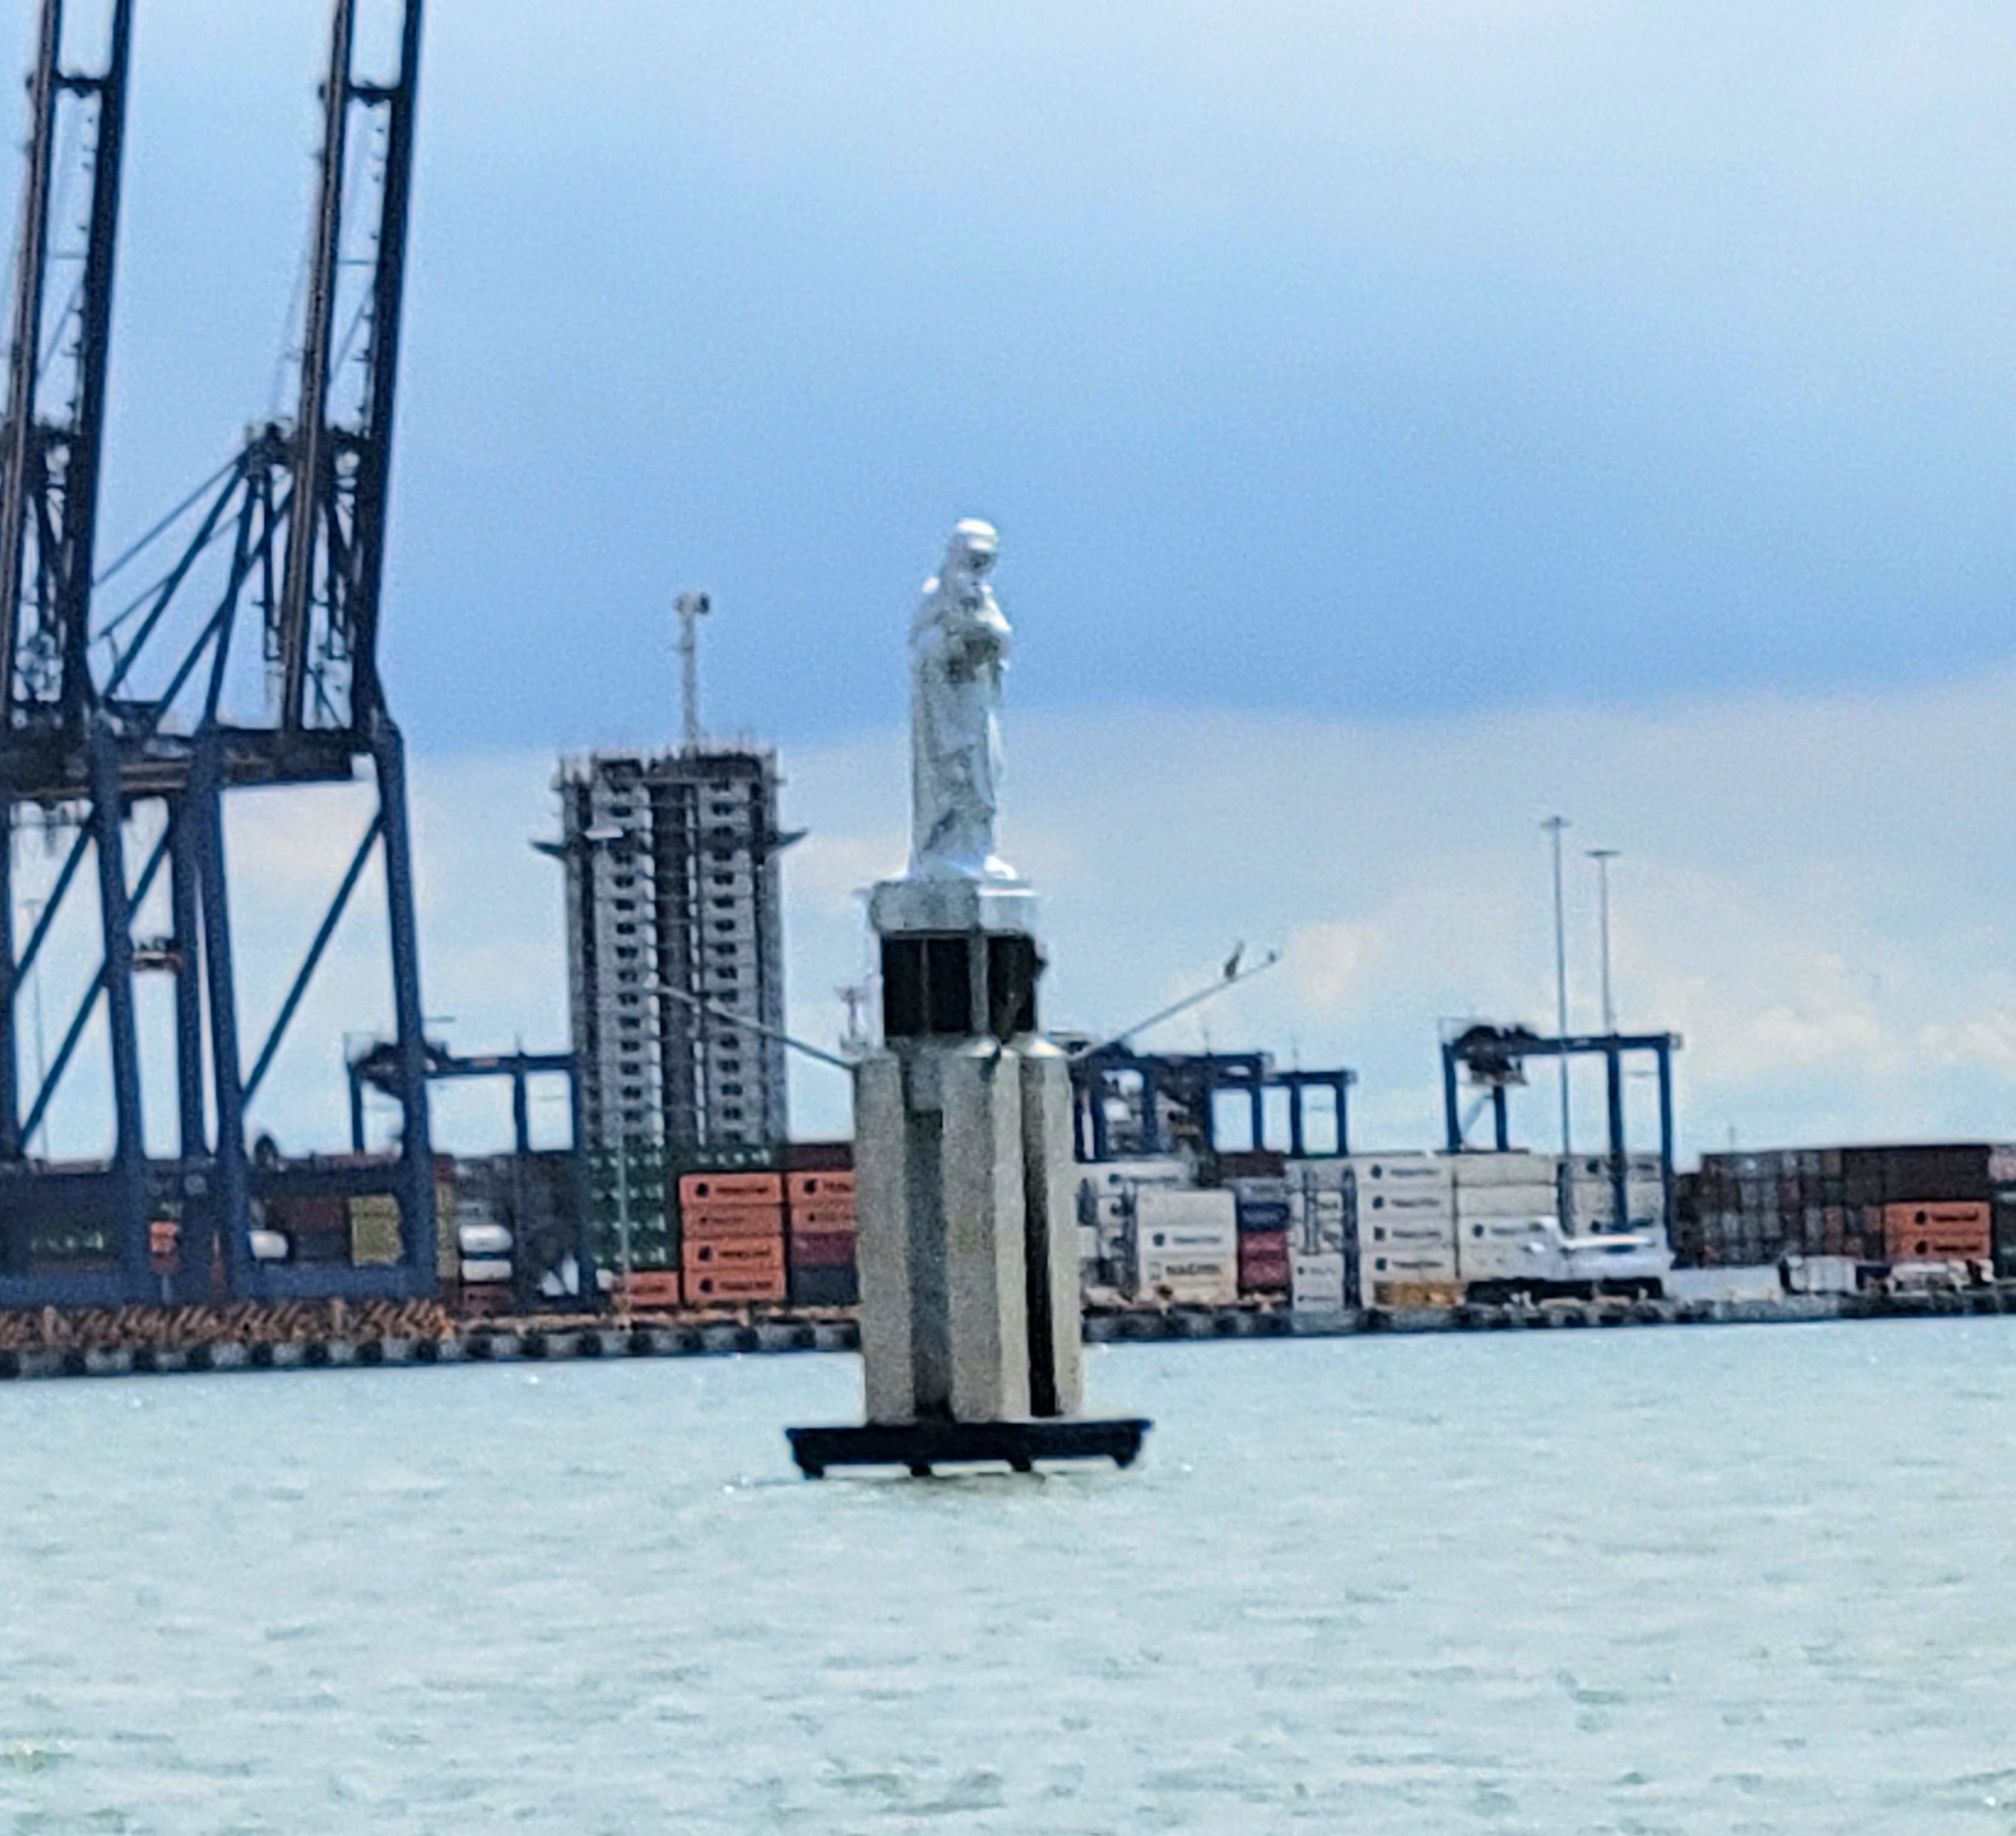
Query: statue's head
[{"left": 945, "top": 518, "right": 999, "bottom": 582}]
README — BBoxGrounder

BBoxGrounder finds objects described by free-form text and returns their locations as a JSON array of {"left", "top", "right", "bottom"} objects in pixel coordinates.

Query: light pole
[
  {"left": 1587, "top": 848, "right": 1620, "bottom": 1035},
  {"left": 1542, "top": 816, "right": 1572, "bottom": 1160}
]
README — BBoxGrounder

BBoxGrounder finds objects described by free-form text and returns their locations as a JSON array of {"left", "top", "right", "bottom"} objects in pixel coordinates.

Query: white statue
[{"left": 908, "top": 519, "right": 1017, "bottom": 881}]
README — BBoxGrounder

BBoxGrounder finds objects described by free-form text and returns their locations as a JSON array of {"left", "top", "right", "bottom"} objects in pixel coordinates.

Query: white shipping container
[
  {"left": 1565, "top": 1152, "right": 1664, "bottom": 1181},
  {"left": 1459, "top": 1224, "right": 1562, "bottom": 1282},
  {"left": 1349, "top": 1153, "right": 1452, "bottom": 1192},
  {"left": 1136, "top": 1187, "right": 1237, "bottom": 1245},
  {"left": 1290, "top": 1160, "right": 1354, "bottom": 1193},
  {"left": 1365, "top": 1217, "right": 1455, "bottom": 1250},
  {"left": 1359, "top": 1246, "right": 1459, "bottom": 1282},
  {"left": 1785, "top": 1254, "right": 1859, "bottom": 1295},
  {"left": 1570, "top": 1174, "right": 1665, "bottom": 1203},
  {"left": 1137, "top": 1255, "right": 1237, "bottom": 1305},
  {"left": 1086, "top": 1157, "right": 1190, "bottom": 1191},
  {"left": 1362, "top": 1187, "right": 1453, "bottom": 1216},
  {"left": 1139, "top": 1221, "right": 1238, "bottom": 1258},
  {"left": 1136, "top": 1187, "right": 1236, "bottom": 1224},
  {"left": 459, "top": 1257, "right": 514, "bottom": 1284},
  {"left": 1231, "top": 1176, "right": 1292, "bottom": 1202},
  {"left": 1290, "top": 1252, "right": 1346, "bottom": 1311},
  {"left": 458, "top": 1221, "right": 513, "bottom": 1258},
  {"left": 1444, "top": 1150, "right": 1557, "bottom": 1188},
  {"left": 1302, "top": 1220, "right": 1349, "bottom": 1254},
  {"left": 1289, "top": 1158, "right": 1352, "bottom": 1189},
  {"left": 1452, "top": 1183, "right": 1560, "bottom": 1219}
]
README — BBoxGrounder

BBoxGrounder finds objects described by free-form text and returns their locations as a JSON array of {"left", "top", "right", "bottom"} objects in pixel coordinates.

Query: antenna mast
[{"left": 674, "top": 590, "right": 709, "bottom": 749}]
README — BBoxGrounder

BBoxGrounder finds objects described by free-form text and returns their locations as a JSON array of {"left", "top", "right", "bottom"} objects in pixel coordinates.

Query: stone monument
[{"left": 787, "top": 521, "right": 1149, "bottom": 1477}]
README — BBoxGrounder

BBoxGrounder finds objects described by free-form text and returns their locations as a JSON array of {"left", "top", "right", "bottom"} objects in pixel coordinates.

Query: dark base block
[{"left": 786, "top": 1415, "right": 1152, "bottom": 1479}]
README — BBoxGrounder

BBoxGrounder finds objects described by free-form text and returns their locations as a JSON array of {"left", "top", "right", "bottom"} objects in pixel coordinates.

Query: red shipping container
[
  {"left": 681, "top": 1203, "right": 786, "bottom": 1240},
  {"left": 789, "top": 1171, "right": 856, "bottom": 1204},
  {"left": 683, "top": 1235, "right": 785, "bottom": 1273},
  {"left": 678, "top": 1171, "right": 781, "bottom": 1207},
  {"left": 782, "top": 1140, "right": 854, "bottom": 1173},
  {"left": 686, "top": 1268, "right": 787, "bottom": 1304},
  {"left": 1238, "top": 1229, "right": 1290, "bottom": 1260},
  {"left": 788, "top": 1229, "right": 857, "bottom": 1270},
  {"left": 272, "top": 1194, "right": 346, "bottom": 1235}
]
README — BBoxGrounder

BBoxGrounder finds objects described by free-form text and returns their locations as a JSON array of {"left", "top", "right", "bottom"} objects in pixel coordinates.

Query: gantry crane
[{"left": 0, "top": 0, "right": 436, "bottom": 1304}]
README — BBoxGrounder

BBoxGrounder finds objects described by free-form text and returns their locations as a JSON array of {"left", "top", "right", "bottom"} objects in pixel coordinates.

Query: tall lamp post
[
  {"left": 1587, "top": 848, "right": 1620, "bottom": 1035},
  {"left": 1542, "top": 816, "right": 1572, "bottom": 1160}
]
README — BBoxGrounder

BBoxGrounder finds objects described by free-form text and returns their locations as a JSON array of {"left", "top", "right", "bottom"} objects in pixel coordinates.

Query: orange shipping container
[
  {"left": 679, "top": 1171, "right": 782, "bottom": 1207},
  {"left": 789, "top": 1171, "right": 856, "bottom": 1204},
  {"left": 789, "top": 1202, "right": 856, "bottom": 1233},
  {"left": 680, "top": 1203, "right": 787, "bottom": 1240},
  {"left": 683, "top": 1235, "right": 786, "bottom": 1274},
  {"left": 1884, "top": 1200, "right": 1990, "bottom": 1262},
  {"left": 686, "top": 1267, "right": 787, "bottom": 1304}
]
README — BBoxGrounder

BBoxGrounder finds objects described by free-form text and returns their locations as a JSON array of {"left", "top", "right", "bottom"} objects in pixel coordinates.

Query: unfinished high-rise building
[{"left": 556, "top": 747, "right": 794, "bottom": 1153}]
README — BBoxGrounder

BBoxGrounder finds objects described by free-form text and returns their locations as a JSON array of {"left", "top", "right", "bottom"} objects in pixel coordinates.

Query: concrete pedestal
[{"left": 789, "top": 875, "right": 1145, "bottom": 1476}]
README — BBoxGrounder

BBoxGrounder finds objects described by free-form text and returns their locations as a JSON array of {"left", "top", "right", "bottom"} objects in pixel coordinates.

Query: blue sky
[
  {"left": 35, "top": 0, "right": 2016, "bottom": 750},
  {"left": 12, "top": 1, "right": 2016, "bottom": 1159}
]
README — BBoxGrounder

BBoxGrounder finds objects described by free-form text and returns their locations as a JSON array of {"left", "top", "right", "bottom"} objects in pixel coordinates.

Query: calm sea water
[{"left": 5, "top": 1320, "right": 2016, "bottom": 1834}]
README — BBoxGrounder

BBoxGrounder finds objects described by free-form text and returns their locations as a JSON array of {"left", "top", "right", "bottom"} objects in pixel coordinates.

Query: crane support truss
[{"left": 0, "top": 0, "right": 437, "bottom": 1305}]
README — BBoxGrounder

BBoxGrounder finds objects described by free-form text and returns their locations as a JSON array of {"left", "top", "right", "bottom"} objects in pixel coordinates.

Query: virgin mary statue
[{"left": 908, "top": 519, "right": 1017, "bottom": 882}]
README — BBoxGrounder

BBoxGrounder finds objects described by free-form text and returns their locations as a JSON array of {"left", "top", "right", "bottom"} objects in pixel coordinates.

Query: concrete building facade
[{"left": 557, "top": 746, "right": 793, "bottom": 1153}]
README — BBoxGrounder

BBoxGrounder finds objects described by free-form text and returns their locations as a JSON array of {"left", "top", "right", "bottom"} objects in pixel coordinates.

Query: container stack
[
  {"left": 786, "top": 1168, "right": 859, "bottom": 1308},
  {"left": 1677, "top": 1144, "right": 2014, "bottom": 1272},
  {"left": 455, "top": 1197, "right": 516, "bottom": 1313},
  {"left": 1231, "top": 1176, "right": 1292, "bottom": 1296},
  {"left": 1352, "top": 1153, "right": 1458, "bottom": 1305},
  {"left": 1565, "top": 1152, "right": 1666, "bottom": 1232},
  {"left": 679, "top": 1170, "right": 787, "bottom": 1306},
  {"left": 347, "top": 1194, "right": 402, "bottom": 1267},
  {"left": 587, "top": 1141, "right": 673, "bottom": 1282},
  {"left": 1132, "top": 1187, "right": 1237, "bottom": 1305},
  {"left": 1287, "top": 1159, "right": 1350, "bottom": 1310},
  {"left": 271, "top": 1195, "right": 349, "bottom": 1267},
  {"left": 1450, "top": 1151, "right": 1560, "bottom": 1288},
  {"left": 434, "top": 1157, "right": 461, "bottom": 1286},
  {"left": 1079, "top": 1159, "right": 1188, "bottom": 1294},
  {"left": 1883, "top": 1201, "right": 1990, "bottom": 1269}
]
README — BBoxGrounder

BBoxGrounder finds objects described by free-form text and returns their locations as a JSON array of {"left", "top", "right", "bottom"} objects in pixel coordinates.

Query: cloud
[
  {"left": 20, "top": 663, "right": 2016, "bottom": 1162},
  {"left": 1292, "top": 922, "right": 1386, "bottom": 1011}
]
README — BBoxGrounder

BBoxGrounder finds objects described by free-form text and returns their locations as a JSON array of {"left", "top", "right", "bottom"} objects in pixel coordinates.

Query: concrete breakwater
[{"left": 0, "top": 1285, "right": 2010, "bottom": 1382}]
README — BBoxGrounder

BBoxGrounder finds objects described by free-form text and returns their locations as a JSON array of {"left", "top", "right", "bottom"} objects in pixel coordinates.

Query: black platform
[{"left": 786, "top": 1416, "right": 1151, "bottom": 1478}]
